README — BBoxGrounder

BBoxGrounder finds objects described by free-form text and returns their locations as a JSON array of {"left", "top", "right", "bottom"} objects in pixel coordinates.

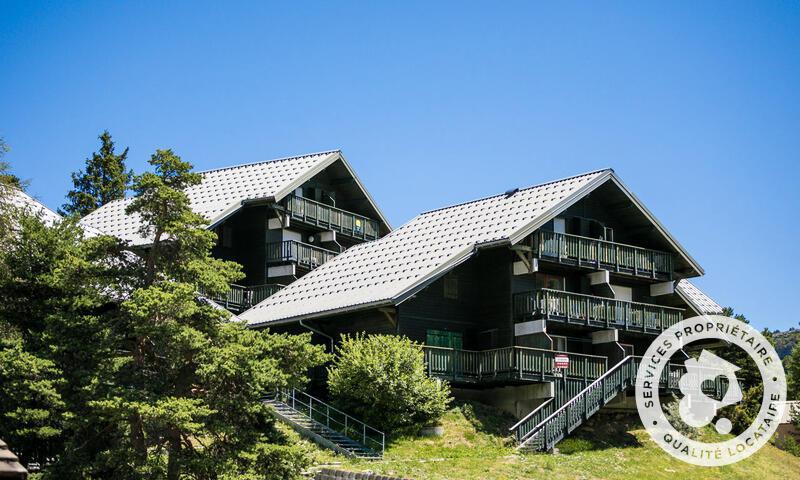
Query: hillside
[
  {"left": 297, "top": 401, "right": 800, "bottom": 480},
  {"left": 775, "top": 327, "right": 800, "bottom": 358}
]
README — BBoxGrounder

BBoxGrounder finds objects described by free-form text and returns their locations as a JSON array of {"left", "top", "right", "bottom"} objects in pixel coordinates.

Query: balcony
[
  {"left": 200, "top": 283, "right": 284, "bottom": 313},
  {"left": 266, "top": 240, "right": 339, "bottom": 270},
  {"left": 284, "top": 195, "right": 380, "bottom": 241},
  {"left": 421, "top": 345, "right": 608, "bottom": 384},
  {"left": 535, "top": 230, "right": 674, "bottom": 280},
  {"left": 514, "top": 288, "right": 683, "bottom": 333}
]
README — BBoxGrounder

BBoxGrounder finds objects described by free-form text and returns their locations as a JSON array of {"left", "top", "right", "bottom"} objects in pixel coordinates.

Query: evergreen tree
[
  {"left": 83, "top": 149, "right": 328, "bottom": 479},
  {"left": 60, "top": 131, "right": 132, "bottom": 217},
  {"left": 0, "top": 138, "right": 25, "bottom": 190},
  {"left": 0, "top": 149, "right": 328, "bottom": 478},
  {"left": 785, "top": 340, "right": 800, "bottom": 399}
]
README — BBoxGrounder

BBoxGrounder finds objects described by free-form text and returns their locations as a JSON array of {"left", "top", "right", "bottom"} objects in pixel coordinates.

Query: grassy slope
[{"left": 303, "top": 402, "right": 800, "bottom": 480}]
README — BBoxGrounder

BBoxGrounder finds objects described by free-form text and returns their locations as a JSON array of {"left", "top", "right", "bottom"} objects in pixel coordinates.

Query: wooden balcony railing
[
  {"left": 422, "top": 345, "right": 608, "bottom": 383},
  {"left": 284, "top": 195, "right": 380, "bottom": 241},
  {"left": 535, "top": 230, "right": 674, "bottom": 280},
  {"left": 199, "top": 283, "right": 285, "bottom": 313},
  {"left": 631, "top": 356, "right": 728, "bottom": 398},
  {"left": 514, "top": 288, "right": 683, "bottom": 333},
  {"left": 266, "top": 240, "right": 339, "bottom": 270}
]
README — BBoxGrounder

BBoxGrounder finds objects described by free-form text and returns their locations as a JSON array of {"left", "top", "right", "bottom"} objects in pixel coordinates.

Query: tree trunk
[{"left": 167, "top": 429, "right": 181, "bottom": 480}]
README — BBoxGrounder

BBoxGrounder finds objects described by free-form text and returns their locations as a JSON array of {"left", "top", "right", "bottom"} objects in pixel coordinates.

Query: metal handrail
[
  {"left": 513, "top": 288, "right": 684, "bottom": 332},
  {"left": 516, "top": 355, "right": 635, "bottom": 448},
  {"left": 266, "top": 240, "right": 339, "bottom": 268},
  {"left": 534, "top": 288, "right": 685, "bottom": 312},
  {"left": 275, "top": 388, "right": 385, "bottom": 456},
  {"left": 536, "top": 230, "right": 674, "bottom": 278},
  {"left": 509, "top": 398, "right": 554, "bottom": 432},
  {"left": 198, "top": 283, "right": 284, "bottom": 311},
  {"left": 421, "top": 344, "right": 608, "bottom": 361},
  {"left": 284, "top": 195, "right": 380, "bottom": 241},
  {"left": 422, "top": 345, "right": 608, "bottom": 383}
]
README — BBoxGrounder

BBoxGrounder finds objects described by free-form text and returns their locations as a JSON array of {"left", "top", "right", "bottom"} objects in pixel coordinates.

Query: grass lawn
[{"left": 297, "top": 401, "right": 800, "bottom": 480}]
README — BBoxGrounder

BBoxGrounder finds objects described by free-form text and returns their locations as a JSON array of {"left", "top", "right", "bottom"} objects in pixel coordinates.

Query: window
[
  {"left": 426, "top": 329, "right": 463, "bottom": 349},
  {"left": 443, "top": 273, "right": 459, "bottom": 299},
  {"left": 536, "top": 273, "right": 564, "bottom": 291},
  {"left": 552, "top": 335, "right": 568, "bottom": 352}
]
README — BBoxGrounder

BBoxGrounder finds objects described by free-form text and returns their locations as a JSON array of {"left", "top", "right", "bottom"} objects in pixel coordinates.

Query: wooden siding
[
  {"left": 398, "top": 247, "right": 512, "bottom": 350},
  {"left": 211, "top": 205, "right": 268, "bottom": 285}
]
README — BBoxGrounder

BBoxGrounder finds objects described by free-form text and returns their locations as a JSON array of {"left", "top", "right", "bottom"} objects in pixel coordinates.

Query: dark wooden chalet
[
  {"left": 80, "top": 150, "right": 391, "bottom": 312},
  {"left": 241, "top": 167, "right": 724, "bottom": 451}
]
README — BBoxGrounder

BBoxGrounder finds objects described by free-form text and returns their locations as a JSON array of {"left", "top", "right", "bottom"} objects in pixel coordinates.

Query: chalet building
[
  {"left": 81, "top": 152, "right": 724, "bottom": 453},
  {"left": 81, "top": 150, "right": 392, "bottom": 312},
  {"left": 240, "top": 166, "right": 724, "bottom": 451}
]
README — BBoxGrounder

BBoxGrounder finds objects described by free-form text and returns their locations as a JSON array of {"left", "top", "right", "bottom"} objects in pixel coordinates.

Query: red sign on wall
[{"left": 554, "top": 354, "right": 569, "bottom": 369}]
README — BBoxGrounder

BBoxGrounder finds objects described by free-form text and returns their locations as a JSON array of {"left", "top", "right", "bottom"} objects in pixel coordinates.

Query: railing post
[
  {"left": 584, "top": 358, "right": 588, "bottom": 384},
  {"left": 451, "top": 348, "right": 456, "bottom": 381},
  {"left": 586, "top": 297, "right": 590, "bottom": 325},
  {"left": 650, "top": 251, "right": 656, "bottom": 279},
  {"left": 541, "top": 351, "right": 545, "bottom": 381},
  {"left": 545, "top": 290, "right": 550, "bottom": 321}
]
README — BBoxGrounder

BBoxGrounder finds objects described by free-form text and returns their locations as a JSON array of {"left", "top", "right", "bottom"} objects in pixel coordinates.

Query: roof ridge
[
  {"left": 80, "top": 149, "right": 342, "bottom": 220},
  {"left": 13, "top": 187, "right": 63, "bottom": 220},
  {"left": 195, "top": 149, "right": 340, "bottom": 174},
  {"left": 419, "top": 168, "right": 612, "bottom": 215}
]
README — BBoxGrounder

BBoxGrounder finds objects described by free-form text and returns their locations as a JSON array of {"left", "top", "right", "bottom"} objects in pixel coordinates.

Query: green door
[{"left": 426, "top": 329, "right": 463, "bottom": 349}]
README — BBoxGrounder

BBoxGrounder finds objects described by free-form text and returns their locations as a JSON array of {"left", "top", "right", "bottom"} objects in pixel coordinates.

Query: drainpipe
[{"left": 299, "top": 319, "right": 335, "bottom": 352}]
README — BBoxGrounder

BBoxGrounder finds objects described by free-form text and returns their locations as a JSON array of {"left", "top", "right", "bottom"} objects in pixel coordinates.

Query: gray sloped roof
[
  {"left": 0, "top": 438, "right": 28, "bottom": 478},
  {"left": 5, "top": 187, "right": 63, "bottom": 226},
  {"left": 242, "top": 169, "right": 615, "bottom": 327},
  {"left": 79, "top": 150, "right": 387, "bottom": 246},
  {"left": 676, "top": 279, "right": 723, "bottom": 315}
]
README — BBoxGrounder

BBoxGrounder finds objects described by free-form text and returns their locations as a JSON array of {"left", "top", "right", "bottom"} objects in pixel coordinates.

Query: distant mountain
[{"left": 774, "top": 327, "right": 800, "bottom": 358}]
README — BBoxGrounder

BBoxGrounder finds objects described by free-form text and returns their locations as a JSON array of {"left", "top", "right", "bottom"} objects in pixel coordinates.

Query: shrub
[
  {"left": 725, "top": 384, "right": 763, "bottom": 435},
  {"left": 663, "top": 394, "right": 698, "bottom": 439},
  {"left": 327, "top": 334, "right": 451, "bottom": 434},
  {"left": 774, "top": 435, "right": 800, "bottom": 457},
  {"left": 219, "top": 443, "right": 311, "bottom": 480}
]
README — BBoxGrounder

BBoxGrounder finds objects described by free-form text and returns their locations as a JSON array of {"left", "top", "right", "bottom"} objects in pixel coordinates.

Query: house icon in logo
[{"left": 678, "top": 350, "right": 743, "bottom": 434}]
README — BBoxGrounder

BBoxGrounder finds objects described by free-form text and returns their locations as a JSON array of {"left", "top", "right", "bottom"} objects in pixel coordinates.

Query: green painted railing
[
  {"left": 422, "top": 346, "right": 607, "bottom": 383},
  {"left": 199, "top": 283, "right": 285, "bottom": 312},
  {"left": 513, "top": 357, "right": 728, "bottom": 450},
  {"left": 285, "top": 195, "right": 380, "bottom": 241},
  {"left": 536, "top": 230, "right": 674, "bottom": 279},
  {"left": 517, "top": 356, "right": 637, "bottom": 451},
  {"left": 632, "top": 356, "right": 728, "bottom": 398},
  {"left": 266, "top": 240, "right": 339, "bottom": 270},
  {"left": 514, "top": 289, "right": 683, "bottom": 332}
]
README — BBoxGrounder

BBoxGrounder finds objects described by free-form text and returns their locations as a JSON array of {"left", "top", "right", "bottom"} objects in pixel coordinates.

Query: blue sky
[{"left": 1, "top": 1, "right": 799, "bottom": 331}]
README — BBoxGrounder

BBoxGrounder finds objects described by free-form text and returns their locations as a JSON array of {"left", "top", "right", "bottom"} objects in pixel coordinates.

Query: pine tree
[
  {"left": 1, "top": 149, "right": 328, "bottom": 478},
  {"left": 84, "top": 149, "right": 328, "bottom": 479},
  {"left": 0, "top": 138, "right": 25, "bottom": 190},
  {"left": 60, "top": 131, "right": 132, "bottom": 217}
]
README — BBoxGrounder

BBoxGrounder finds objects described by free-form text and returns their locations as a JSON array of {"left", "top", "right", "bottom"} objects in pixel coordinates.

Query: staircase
[
  {"left": 511, "top": 356, "right": 637, "bottom": 452},
  {"left": 265, "top": 389, "right": 384, "bottom": 459}
]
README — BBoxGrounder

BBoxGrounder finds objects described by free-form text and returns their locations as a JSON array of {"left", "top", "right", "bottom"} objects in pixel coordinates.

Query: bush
[
  {"left": 725, "top": 384, "right": 763, "bottom": 435},
  {"left": 219, "top": 442, "right": 311, "bottom": 480},
  {"left": 774, "top": 435, "right": 800, "bottom": 457},
  {"left": 663, "top": 394, "right": 698, "bottom": 439},
  {"left": 327, "top": 334, "right": 451, "bottom": 434}
]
